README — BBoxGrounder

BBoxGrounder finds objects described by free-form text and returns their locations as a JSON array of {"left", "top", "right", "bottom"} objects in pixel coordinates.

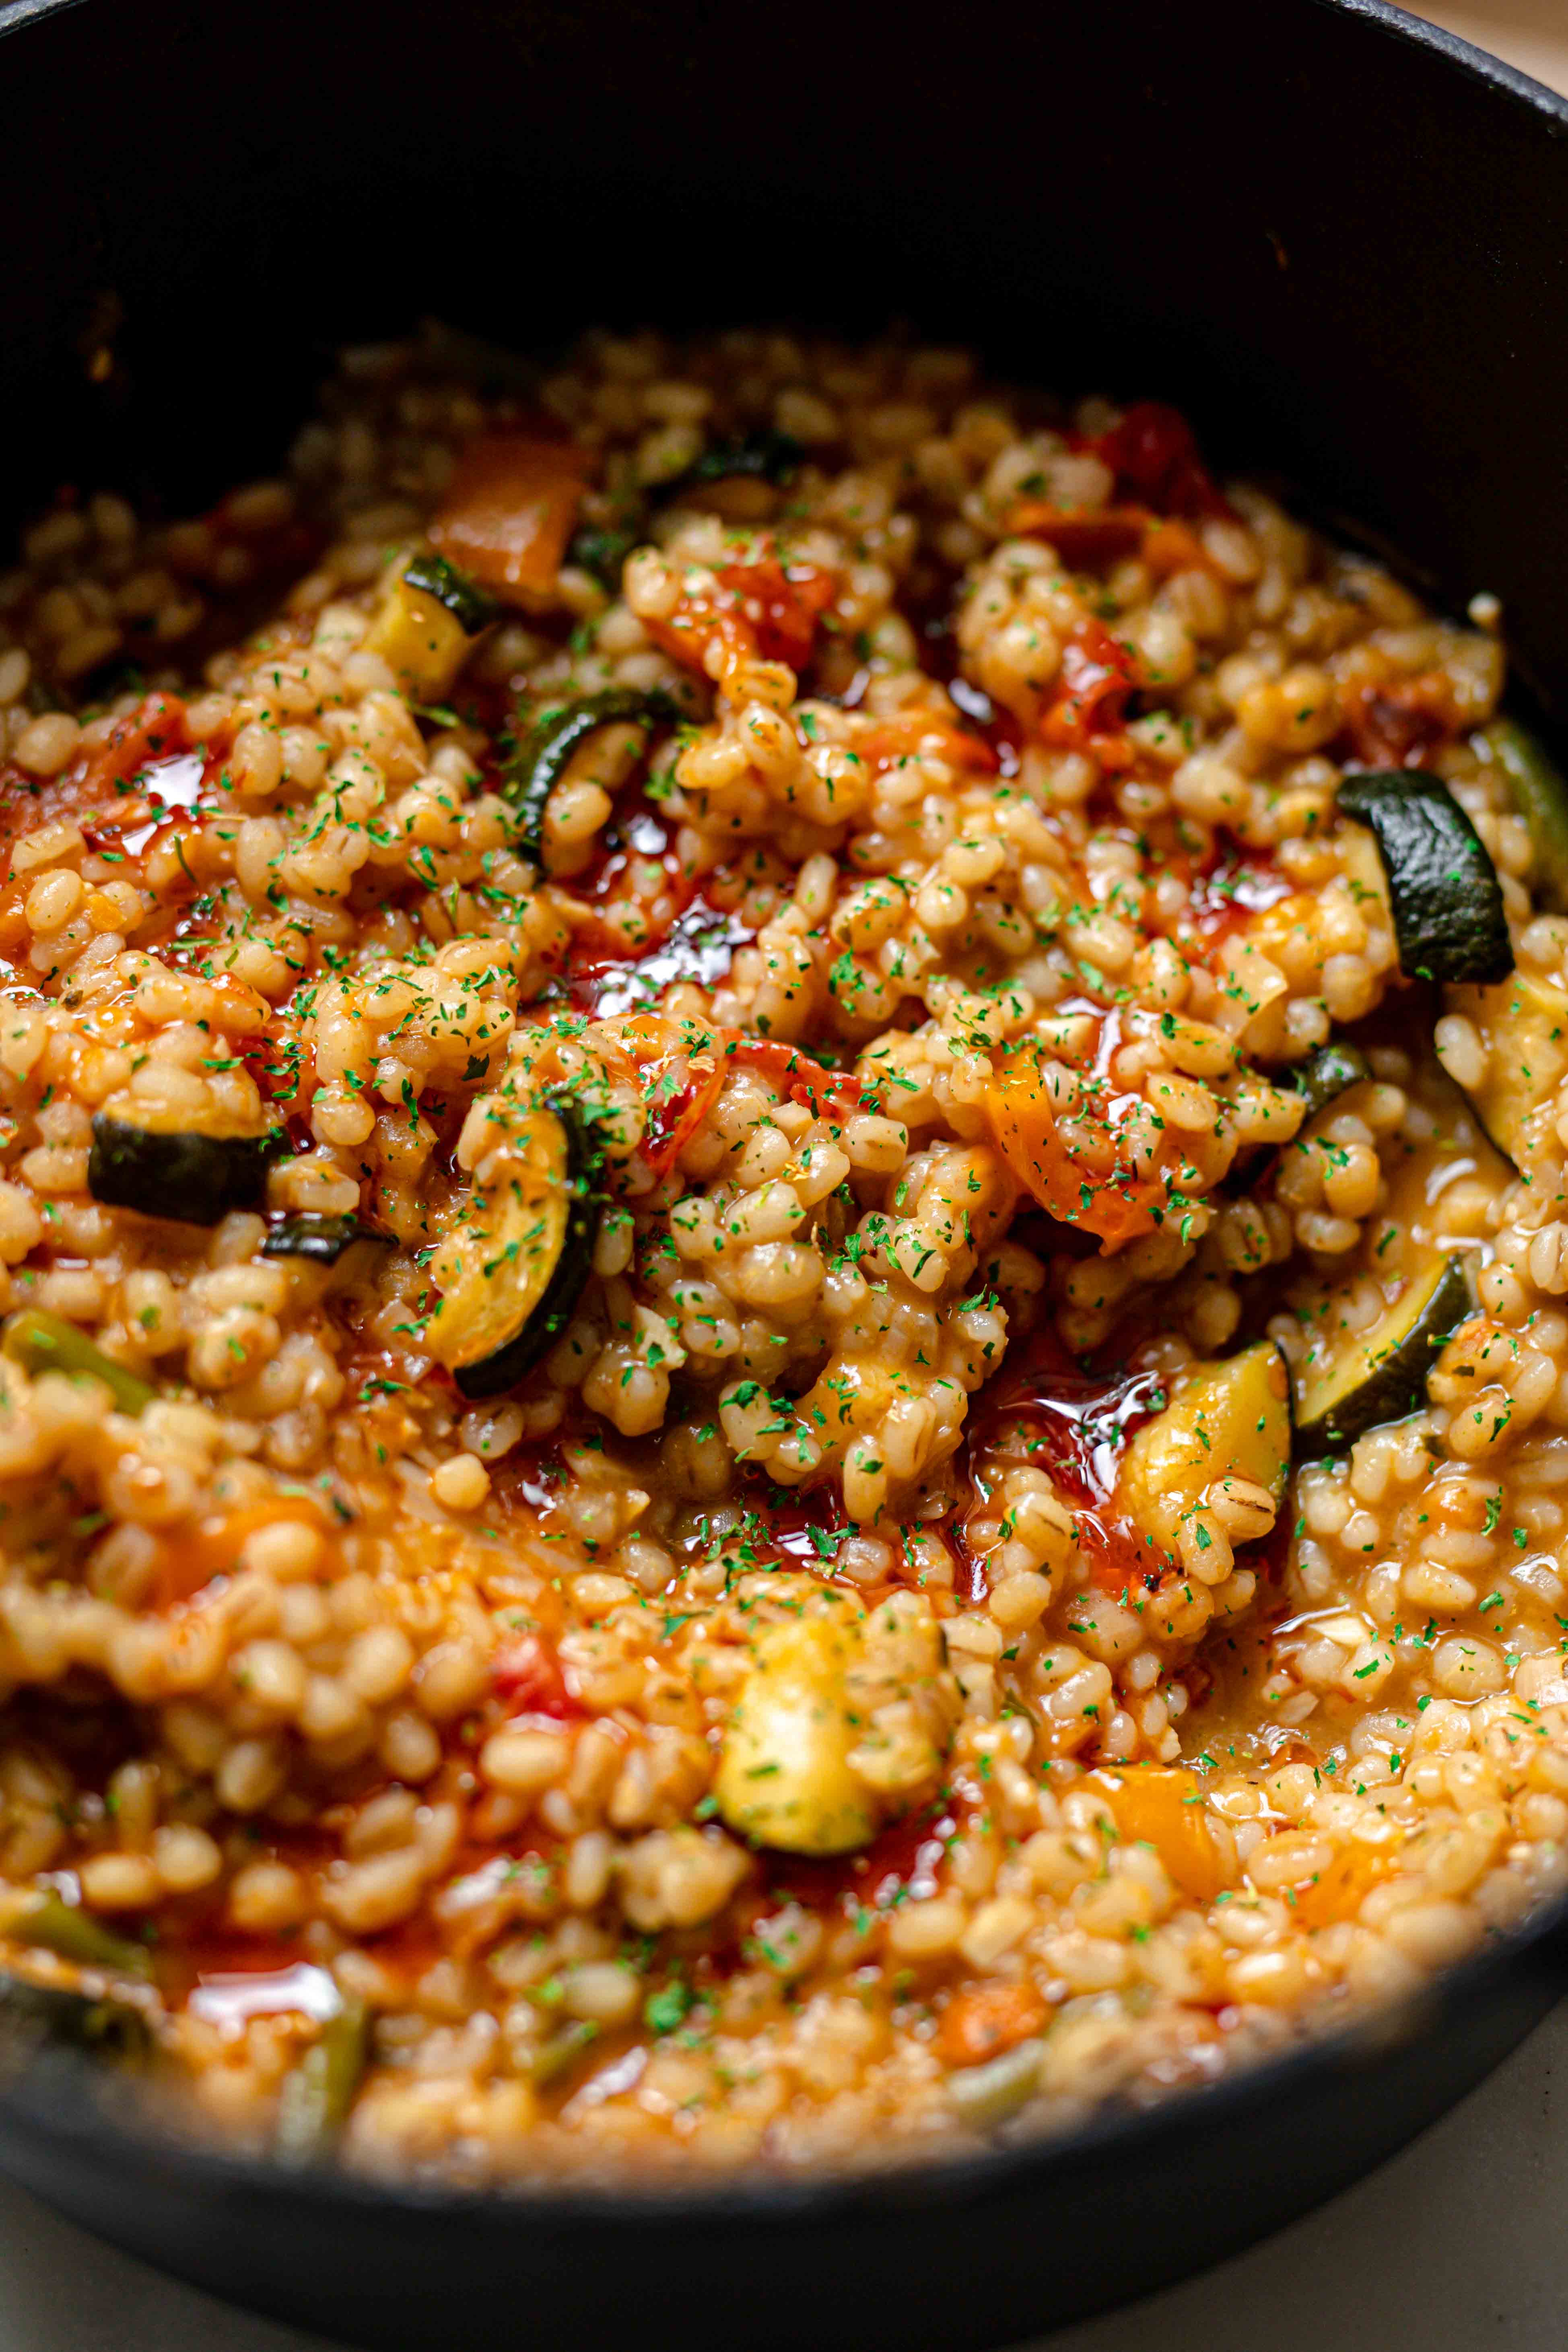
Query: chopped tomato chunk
[
  {"left": 1339, "top": 669, "right": 1465, "bottom": 768},
  {"left": 492, "top": 1633, "right": 580, "bottom": 1720},
  {"left": 429, "top": 435, "right": 588, "bottom": 604},
  {"left": 1091, "top": 401, "right": 1228, "bottom": 519},
  {"left": 644, "top": 545, "right": 836, "bottom": 693},
  {"left": 985, "top": 1037, "right": 1166, "bottom": 1252},
  {"left": 1003, "top": 503, "right": 1150, "bottom": 569},
  {"left": 937, "top": 1981, "right": 1049, "bottom": 2068},
  {"left": 1039, "top": 620, "right": 1138, "bottom": 752},
  {"left": 1086, "top": 1766, "right": 1225, "bottom": 1901}
]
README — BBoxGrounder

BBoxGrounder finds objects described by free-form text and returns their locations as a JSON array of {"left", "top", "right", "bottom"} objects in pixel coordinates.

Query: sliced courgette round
[
  {"left": 262, "top": 1213, "right": 386, "bottom": 1267},
  {"left": 1337, "top": 769, "right": 1513, "bottom": 985},
  {"left": 503, "top": 688, "right": 679, "bottom": 868},
  {"left": 1443, "top": 969, "right": 1568, "bottom": 1173},
  {"left": 1287, "top": 1038, "right": 1372, "bottom": 1123},
  {"left": 1117, "top": 1340, "right": 1292, "bottom": 1564},
  {"left": 89, "top": 1111, "right": 283, "bottom": 1228},
  {"left": 1292, "top": 1250, "right": 1472, "bottom": 1459},
  {"left": 425, "top": 1090, "right": 600, "bottom": 1400},
  {"left": 2, "top": 1310, "right": 153, "bottom": 1414},
  {"left": 655, "top": 428, "right": 804, "bottom": 504},
  {"left": 363, "top": 550, "right": 497, "bottom": 699},
  {"left": 1483, "top": 716, "right": 1568, "bottom": 913}
]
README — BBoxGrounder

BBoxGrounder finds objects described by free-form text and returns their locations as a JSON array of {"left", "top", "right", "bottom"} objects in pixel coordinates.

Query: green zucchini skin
[
  {"left": 274, "top": 1998, "right": 369, "bottom": 2165},
  {"left": 655, "top": 428, "right": 804, "bottom": 503},
  {"left": 400, "top": 552, "right": 497, "bottom": 638},
  {"left": 451, "top": 1094, "right": 601, "bottom": 1402},
  {"left": 0, "top": 1972, "right": 149, "bottom": 2059},
  {"left": 262, "top": 1213, "right": 384, "bottom": 1266},
  {"left": 2, "top": 1309, "right": 153, "bottom": 1414},
  {"left": 566, "top": 526, "right": 637, "bottom": 593},
  {"left": 1485, "top": 717, "right": 1568, "bottom": 913},
  {"left": 504, "top": 689, "right": 679, "bottom": 867},
  {"left": 1293, "top": 1252, "right": 1473, "bottom": 1460},
  {"left": 88, "top": 1115, "right": 284, "bottom": 1227},
  {"left": 1337, "top": 769, "right": 1513, "bottom": 985},
  {"left": 1286, "top": 1038, "right": 1372, "bottom": 1124}
]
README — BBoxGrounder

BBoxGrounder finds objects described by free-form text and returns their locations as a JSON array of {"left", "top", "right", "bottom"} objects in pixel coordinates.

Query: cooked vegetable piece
[
  {"left": 1084, "top": 1766, "right": 1226, "bottom": 1900},
  {"left": 530, "top": 2019, "right": 601, "bottom": 2087},
  {"left": 425, "top": 1092, "right": 599, "bottom": 1400},
  {"left": 363, "top": 550, "right": 496, "bottom": 697},
  {"left": 0, "top": 1972, "right": 148, "bottom": 2057},
  {"left": 2, "top": 1310, "right": 152, "bottom": 1414},
  {"left": 566, "top": 525, "right": 636, "bottom": 592},
  {"left": 1445, "top": 969, "right": 1568, "bottom": 1173},
  {"left": 1117, "top": 1340, "right": 1291, "bottom": 1562},
  {"left": 985, "top": 1038, "right": 1167, "bottom": 1251},
  {"left": 262, "top": 1213, "right": 385, "bottom": 1267},
  {"left": 427, "top": 433, "right": 589, "bottom": 605},
  {"left": 274, "top": 1998, "right": 369, "bottom": 2163},
  {"left": 89, "top": 1111, "right": 282, "bottom": 1227},
  {"left": 1293, "top": 1251, "right": 1473, "bottom": 1459},
  {"left": 1287, "top": 1038, "right": 1372, "bottom": 1123},
  {"left": 715, "top": 1607, "right": 876, "bottom": 1855},
  {"left": 1337, "top": 768, "right": 1513, "bottom": 985},
  {"left": 5, "top": 1891, "right": 152, "bottom": 1977},
  {"left": 948, "top": 2040, "right": 1046, "bottom": 2133},
  {"left": 503, "top": 688, "right": 678, "bottom": 867},
  {"left": 1484, "top": 716, "right": 1568, "bottom": 910},
  {"left": 655, "top": 427, "right": 803, "bottom": 503}
]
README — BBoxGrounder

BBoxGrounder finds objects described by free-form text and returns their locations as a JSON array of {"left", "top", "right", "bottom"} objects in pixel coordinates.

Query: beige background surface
[
  {"left": 0, "top": 3, "right": 1565, "bottom": 2349},
  {"left": 1417, "top": 0, "right": 1568, "bottom": 94}
]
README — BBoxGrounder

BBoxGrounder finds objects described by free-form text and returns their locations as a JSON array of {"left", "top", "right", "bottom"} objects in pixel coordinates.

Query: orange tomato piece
[
  {"left": 1039, "top": 620, "right": 1138, "bottom": 750},
  {"left": 156, "top": 1499, "right": 328, "bottom": 1609},
  {"left": 985, "top": 1040, "right": 1166, "bottom": 1253},
  {"left": 428, "top": 434, "right": 589, "bottom": 604},
  {"left": 1003, "top": 501, "right": 1151, "bottom": 569},
  {"left": 936, "top": 1980, "right": 1049, "bottom": 2068},
  {"left": 1288, "top": 1840, "right": 1401, "bottom": 1929},
  {"left": 1086, "top": 1766, "right": 1225, "bottom": 1902}
]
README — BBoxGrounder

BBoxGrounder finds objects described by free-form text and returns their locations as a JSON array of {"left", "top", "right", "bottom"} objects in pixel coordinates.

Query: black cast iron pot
[{"left": 0, "top": 0, "right": 1566, "bottom": 2342}]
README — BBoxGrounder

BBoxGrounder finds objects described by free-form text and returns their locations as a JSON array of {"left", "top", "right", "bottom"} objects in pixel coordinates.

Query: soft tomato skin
[
  {"left": 428, "top": 434, "right": 589, "bottom": 604},
  {"left": 936, "top": 1980, "right": 1049, "bottom": 2068},
  {"left": 985, "top": 1040, "right": 1166, "bottom": 1253},
  {"left": 492, "top": 1633, "right": 580, "bottom": 1720},
  {"left": 1084, "top": 1766, "right": 1226, "bottom": 1901}
]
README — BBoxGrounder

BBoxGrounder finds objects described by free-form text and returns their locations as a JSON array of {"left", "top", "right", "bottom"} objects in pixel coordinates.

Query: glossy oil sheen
[{"left": 0, "top": 0, "right": 1567, "bottom": 2343}]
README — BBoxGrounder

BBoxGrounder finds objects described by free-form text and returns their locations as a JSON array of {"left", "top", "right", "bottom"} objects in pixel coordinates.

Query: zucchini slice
[
  {"left": 262, "top": 1213, "right": 385, "bottom": 1268},
  {"left": 2, "top": 1310, "right": 152, "bottom": 1415},
  {"left": 1337, "top": 769, "right": 1513, "bottom": 985},
  {"left": 715, "top": 1609, "right": 877, "bottom": 1855},
  {"left": 1293, "top": 1251, "right": 1472, "bottom": 1459},
  {"left": 566, "top": 525, "right": 637, "bottom": 593},
  {"left": 1484, "top": 716, "right": 1568, "bottom": 912},
  {"left": 1443, "top": 969, "right": 1568, "bottom": 1173},
  {"left": 274, "top": 1998, "right": 369, "bottom": 2165},
  {"left": 1287, "top": 1037, "right": 1372, "bottom": 1123},
  {"left": 503, "top": 688, "right": 678, "bottom": 867},
  {"left": 363, "top": 551, "right": 497, "bottom": 699},
  {"left": 1117, "top": 1340, "right": 1292, "bottom": 1563},
  {"left": 656, "top": 428, "right": 804, "bottom": 505},
  {"left": 89, "top": 1110, "right": 283, "bottom": 1227},
  {"left": 425, "top": 1091, "right": 599, "bottom": 1400}
]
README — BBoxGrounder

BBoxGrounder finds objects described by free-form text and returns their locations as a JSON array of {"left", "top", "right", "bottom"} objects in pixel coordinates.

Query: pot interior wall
[{"left": 3, "top": 0, "right": 1568, "bottom": 719}]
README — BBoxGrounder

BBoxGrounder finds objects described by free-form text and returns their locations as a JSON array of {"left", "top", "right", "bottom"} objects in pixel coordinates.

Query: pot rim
[{"left": 0, "top": 0, "right": 1562, "bottom": 2238}]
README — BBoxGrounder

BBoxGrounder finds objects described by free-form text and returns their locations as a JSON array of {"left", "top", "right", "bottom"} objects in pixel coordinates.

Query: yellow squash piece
[
  {"left": 363, "top": 551, "right": 496, "bottom": 699},
  {"left": 1117, "top": 1340, "right": 1291, "bottom": 1559},
  {"left": 1445, "top": 968, "right": 1568, "bottom": 1174},
  {"left": 715, "top": 1608, "right": 876, "bottom": 1855}
]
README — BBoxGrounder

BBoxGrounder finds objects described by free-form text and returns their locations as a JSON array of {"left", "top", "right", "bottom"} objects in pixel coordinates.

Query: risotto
[{"left": 0, "top": 325, "right": 1564, "bottom": 2183}]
